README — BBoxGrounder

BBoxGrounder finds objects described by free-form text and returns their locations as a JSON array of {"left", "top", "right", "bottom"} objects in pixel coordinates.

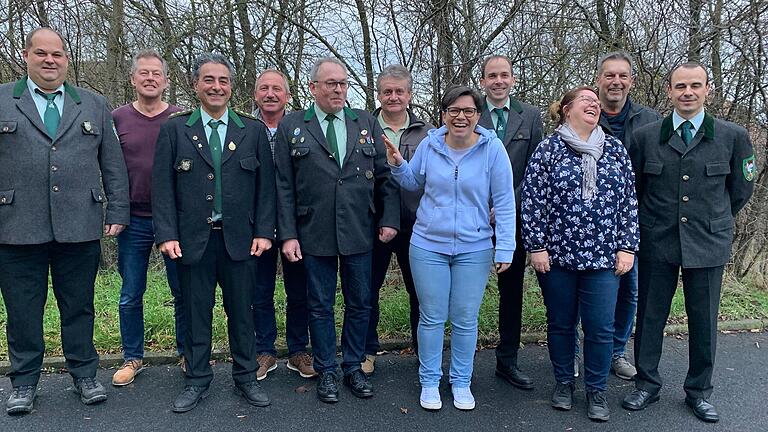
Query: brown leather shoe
[
  {"left": 112, "top": 360, "right": 144, "bottom": 386},
  {"left": 287, "top": 352, "right": 317, "bottom": 378},
  {"left": 361, "top": 354, "right": 376, "bottom": 375},
  {"left": 256, "top": 354, "right": 277, "bottom": 381}
]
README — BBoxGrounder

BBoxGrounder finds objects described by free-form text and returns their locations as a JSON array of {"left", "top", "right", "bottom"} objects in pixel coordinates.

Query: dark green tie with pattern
[
  {"left": 208, "top": 119, "right": 223, "bottom": 214},
  {"left": 680, "top": 120, "right": 693, "bottom": 146},
  {"left": 36, "top": 89, "right": 60, "bottom": 138},
  {"left": 493, "top": 107, "right": 506, "bottom": 140},
  {"left": 326, "top": 113, "right": 341, "bottom": 167}
]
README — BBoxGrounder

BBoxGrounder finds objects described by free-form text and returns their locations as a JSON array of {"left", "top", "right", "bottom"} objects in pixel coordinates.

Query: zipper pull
[{"left": 454, "top": 166, "right": 458, "bottom": 180}]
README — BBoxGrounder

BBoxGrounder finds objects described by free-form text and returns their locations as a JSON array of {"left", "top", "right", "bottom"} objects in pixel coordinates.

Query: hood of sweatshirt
[{"left": 419, "top": 124, "right": 499, "bottom": 176}]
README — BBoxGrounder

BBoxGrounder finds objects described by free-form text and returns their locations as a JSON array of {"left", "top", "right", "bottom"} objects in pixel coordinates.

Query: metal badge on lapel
[
  {"left": 365, "top": 170, "right": 374, "bottom": 180},
  {"left": 176, "top": 159, "right": 193, "bottom": 172},
  {"left": 294, "top": 128, "right": 301, "bottom": 136},
  {"left": 82, "top": 121, "right": 93, "bottom": 133},
  {"left": 228, "top": 142, "right": 237, "bottom": 151},
  {"left": 192, "top": 135, "right": 199, "bottom": 141},
  {"left": 361, "top": 129, "right": 368, "bottom": 136}
]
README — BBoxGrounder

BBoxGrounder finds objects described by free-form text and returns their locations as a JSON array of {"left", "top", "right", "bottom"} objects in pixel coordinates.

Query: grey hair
[
  {"left": 256, "top": 69, "right": 291, "bottom": 95},
  {"left": 192, "top": 53, "right": 235, "bottom": 82},
  {"left": 130, "top": 49, "right": 169, "bottom": 77},
  {"left": 376, "top": 64, "right": 413, "bottom": 93},
  {"left": 309, "top": 57, "right": 347, "bottom": 81},
  {"left": 596, "top": 51, "right": 635, "bottom": 76},
  {"left": 24, "top": 27, "right": 68, "bottom": 54}
]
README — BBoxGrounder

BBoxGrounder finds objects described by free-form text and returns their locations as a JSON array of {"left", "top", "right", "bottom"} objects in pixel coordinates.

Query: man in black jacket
[
  {"left": 152, "top": 53, "right": 276, "bottom": 413},
  {"left": 274, "top": 57, "right": 400, "bottom": 403}
]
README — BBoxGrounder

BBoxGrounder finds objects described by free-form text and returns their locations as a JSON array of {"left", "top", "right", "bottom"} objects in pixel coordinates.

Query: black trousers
[
  {"left": 634, "top": 260, "right": 723, "bottom": 399},
  {"left": 177, "top": 230, "right": 258, "bottom": 387},
  {"left": 495, "top": 229, "right": 527, "bottom": 368},
  {"left": 0, "top": 240, "right": 101, "bottom": 386},
  {"left": 367, "top": 232, "right": 419, "bottom": 354}
]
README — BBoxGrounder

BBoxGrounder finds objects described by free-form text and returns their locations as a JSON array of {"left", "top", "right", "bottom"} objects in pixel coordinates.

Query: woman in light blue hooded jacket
[{"left": 383, "top": 85, "right": 516, "bottom": 411}]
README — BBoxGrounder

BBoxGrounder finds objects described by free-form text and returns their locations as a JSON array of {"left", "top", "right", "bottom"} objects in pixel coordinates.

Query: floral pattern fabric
[{"left": 521, "top": 133, "right": 639, "bottom": 270}]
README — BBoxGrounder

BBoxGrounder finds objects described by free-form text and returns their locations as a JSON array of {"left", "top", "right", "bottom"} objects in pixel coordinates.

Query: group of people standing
[{"left": 0, "top": 26, "right": 755, "bottom": 426}]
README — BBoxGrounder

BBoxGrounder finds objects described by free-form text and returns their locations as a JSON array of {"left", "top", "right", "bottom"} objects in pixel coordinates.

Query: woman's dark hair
[
  {"left": 440, "top": 85, "right": 483, "bottom": 112},
  {"left": 549, "top": 86, "right": 598, "bottom": 125}
]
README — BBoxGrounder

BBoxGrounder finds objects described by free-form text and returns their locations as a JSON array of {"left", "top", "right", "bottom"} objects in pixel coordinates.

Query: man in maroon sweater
[{"left": 111, "top": 49, "right": 185, "bottom": 386}]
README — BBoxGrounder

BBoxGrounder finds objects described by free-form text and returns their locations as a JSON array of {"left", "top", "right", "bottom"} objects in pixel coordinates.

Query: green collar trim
[
  {"left": 303, "top": 104, "right": 357, "bottom": 121},
  {"left": 660, "top": 112, "right": 715, "bottom": 142},
  {"left": 482, "top": 96, "right": 523, "bottom": 114},
  {"left": 13, "top": 75, "right": 81, "bottom": 103},
  {"left": 228, "top": 109, "right": 245, "bottom": 128},
  {"left": 185, "top": 108, "right": 202, "bottom": 127}
]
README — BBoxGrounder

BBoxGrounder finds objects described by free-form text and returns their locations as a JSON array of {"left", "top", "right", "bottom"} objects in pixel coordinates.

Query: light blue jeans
[{"left": 409, "top": 245, "right": 493, "bottom": 388}]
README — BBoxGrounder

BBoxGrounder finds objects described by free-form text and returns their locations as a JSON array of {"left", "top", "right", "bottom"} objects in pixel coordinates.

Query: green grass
[{"left": 0, "top": 268, "right": 766, "bottom": 360}]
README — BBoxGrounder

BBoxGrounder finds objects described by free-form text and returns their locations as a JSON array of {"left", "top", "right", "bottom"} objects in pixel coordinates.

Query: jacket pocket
[
  {"left": 643, "top": 161, "right": 663, "bottom": 175},
  {"left": 511, "top": 129, "right": 530, "bottom": 141},
  {"left": 706, "top": 162, "right": 730, "bottom": 176},
  {"left": 0, "top": 121, "right": 17, "bottom": 134},
  {"left": 361, "top": 145, "right": 376, "bottom": 157},
  {"left": 424, "top": 206, "right": 454, "bottom": 242},
  {"left": 710, "top": 215, "right": 734, "bottom": 233},
  {"left": 297, "top": 205, "right": 312, "bottom": 217},
  {"left": 91, "top": 188, "right": 105, "bottom": 203},
  {"left": 0, "top": 189, "right": 14, "bottom": 204},
  {"left": 456, "top": 206, "right": 482, "bottom": 241},
  {"left": 240, "top": 156, "right": 260, "bottom": 171},
  {"left": 291, "top": 146, "right": 310, "bottom": 158}
]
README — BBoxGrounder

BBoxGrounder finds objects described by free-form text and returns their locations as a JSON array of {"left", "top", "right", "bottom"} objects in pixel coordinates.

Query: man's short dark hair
[
  {"left": 480, "top": 55, "right": 513, "bottom": 78},
  {"left": 192, "top": 53, "right": 235, "bottom": 82},
  {"left": 667, "top": 62, "right": 710, "bottom": 86}
]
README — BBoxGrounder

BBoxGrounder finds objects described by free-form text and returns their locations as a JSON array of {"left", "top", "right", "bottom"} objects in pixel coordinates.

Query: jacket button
[
  {"left": 682, "top": 196, "right": 689, "bottom": 202},
  {"left": 52, "top": 185, "right": 59, "bottom": 192},
  {"left": 51, "top": 165, "right": 58, "bottom": 172},
  {"left": 681, "top": 217, "right": 688, "bottom": 223},
  {"left": 207, "top": 173, "right": 214, "bottom": 180},
  {"left": 206, "top": 194, "right": 213, "bottom": 201},
  {"left": 682, "top": 175, "right": 690, "bottom": 181},
  {"left": 206, "top": 217, "right": 213, "bottom": 223},
  {"left": 1, "top": 197, "right": 5, "bottom": 203},
  {"left": 338, "top": 179, "right": 343, "bottom": 185},
  {"left": 2, "top": 127, "right": 8, "bottom": 132},
  {"left": 51, "top": 146, "right": 57, "bottom": 151}
]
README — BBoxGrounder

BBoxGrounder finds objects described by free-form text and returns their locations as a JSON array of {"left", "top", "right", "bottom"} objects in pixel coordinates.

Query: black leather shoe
[
  {"left": 621, "top": 388, "right": 660, "bottom": 411},
  {"left": 495, "top": 364, "right": 534, "bottom": 390},
  {"left": 73, "top": 377, "right": 107, "bottom": 405},
  {"left": 236, "top": 381, "right": 270, "bottom": 407},
  {"left": 586, "top": 390, "right": 610, "bottom": 422},
  {"left": 172, "top": 385, "right": 210, "bottom": 413},
  {"left": 6, "top": 385, "right": 36, "bottom": 415},
  {"left": 551, "top": 382, "right": 574, "bottom": 410},
  {"left": 344, "top": 370, "right": 374, "bottom": 398},
  {"left": 316, "top": 372, "right": 339, "bottom": 403},
  {"left": 686, "top": 397, "right": 719, "bottom": 423}
]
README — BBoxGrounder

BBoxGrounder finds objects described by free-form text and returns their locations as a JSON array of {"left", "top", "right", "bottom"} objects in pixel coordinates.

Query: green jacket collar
[
  {"left": 13, "top": 75, "right": 81, "bottom": 103},
  {"left": 482, "top": 96, "right": 524, "bottom": 115},
  {"left": 659, "top": 111, "right": 715, "bottom": 142},
  {"left": 303, "top": 104, "right": 358, "bottom": 121},
  {"left": 185, "top": 107, "right": 245, "bottom": 128}
]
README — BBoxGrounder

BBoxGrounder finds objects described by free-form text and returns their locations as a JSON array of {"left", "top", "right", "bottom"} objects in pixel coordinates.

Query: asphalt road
[{"left": 0, "top": 331, "right": 765, "bottom": 432}]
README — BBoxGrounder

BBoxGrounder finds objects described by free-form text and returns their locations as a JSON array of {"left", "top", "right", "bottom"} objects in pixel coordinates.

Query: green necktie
[
  {"left": 493, "top": 107, "right": 506, "bottom": 140},
  {"left": 326, "top": 113, "right": 341, "bottom": 167},
  {"left": 36, "top": 89, "right": 61, "bottom": 138},
  {"left": 680, "top": 120, "right": 693, "bottom": 146},
  {"left": 208, "top": 119, "right": 223, "bottom": 214}
]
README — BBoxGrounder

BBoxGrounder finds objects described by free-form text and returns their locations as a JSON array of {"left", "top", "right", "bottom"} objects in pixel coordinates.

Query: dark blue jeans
[
  {"left": 575, "top": 260, "right": 638, "bottom": 358},
  {"left": 117, "top": 215, "right": 184, "bottom": 360},
  {"left": 304, "top": 252, "right": 371, "bottom": 376},
  {"left": 253, "top": 245, "right": 310, "bottom": 356},
  {"left": 538, "top": 266, "right": 619, "bottom": 392}
]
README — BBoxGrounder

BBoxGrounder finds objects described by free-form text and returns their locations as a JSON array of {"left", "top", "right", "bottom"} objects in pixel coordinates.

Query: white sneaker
[
  {"left": 451, "top": 385, "right": 475, "bottom": 410},
  {"left": 420, "top": 386, "right": 442, "bottom": 410}
]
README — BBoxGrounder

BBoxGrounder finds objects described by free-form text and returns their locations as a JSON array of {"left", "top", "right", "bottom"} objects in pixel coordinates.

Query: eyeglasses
[
  {"left": 444, "top": 107, "right": 478, "bottom": 117},
  {"left": 313, "top": 80, "right": 349, "bottom": 91},
  {"left": 572, "top": 95, "right": 601, "bottom": 108}
]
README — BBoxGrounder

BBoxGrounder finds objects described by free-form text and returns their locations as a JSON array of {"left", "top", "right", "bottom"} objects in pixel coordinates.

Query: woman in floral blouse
[{"left": 520, "top": 86, "right": 638, "bottom": 422}]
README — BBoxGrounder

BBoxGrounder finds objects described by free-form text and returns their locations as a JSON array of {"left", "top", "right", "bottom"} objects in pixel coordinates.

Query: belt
[{"left": 210, "top": 221, "right": 223, "bottom": 230}]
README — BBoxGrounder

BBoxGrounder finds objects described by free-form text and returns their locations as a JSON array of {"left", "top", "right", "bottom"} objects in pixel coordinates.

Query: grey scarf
[{"left": 555, "top": 124, "right": 605, "bottom": 200}]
